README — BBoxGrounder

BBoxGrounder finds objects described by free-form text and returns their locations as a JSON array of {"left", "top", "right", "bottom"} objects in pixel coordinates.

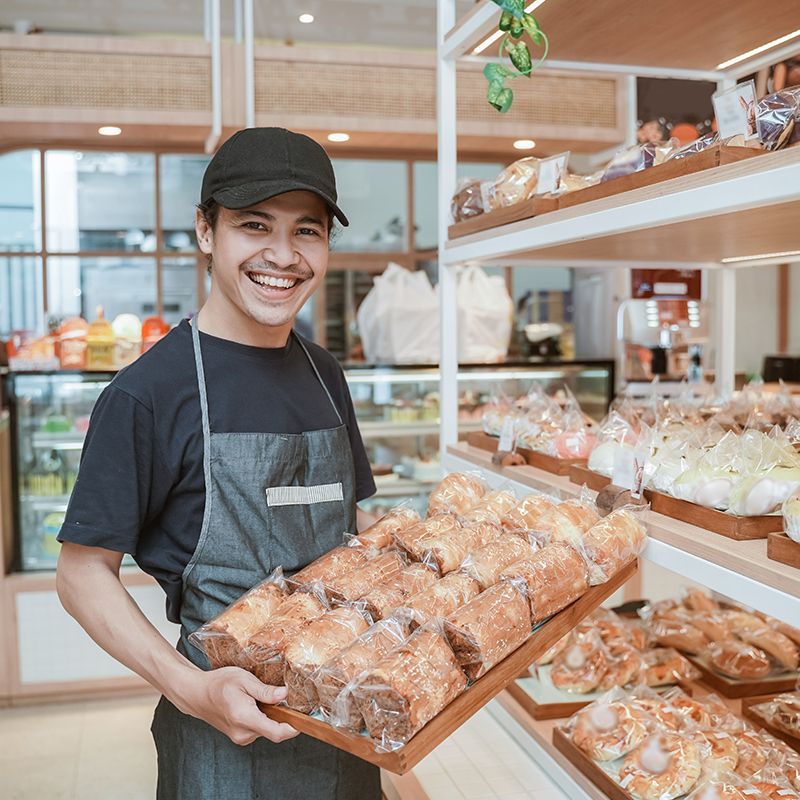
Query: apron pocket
[{"left": 266, "top": 482, "right": 344, "bottom": 507}]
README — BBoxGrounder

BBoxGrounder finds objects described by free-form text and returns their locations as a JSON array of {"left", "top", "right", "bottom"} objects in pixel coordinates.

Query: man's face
[{"left": 196, "top": 190, "right": 329, "bottom": 331}]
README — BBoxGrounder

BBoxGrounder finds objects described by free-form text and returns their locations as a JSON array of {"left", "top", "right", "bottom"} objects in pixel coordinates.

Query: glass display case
[{"left": 2, "top": 360, "right": 613, "bottom": 571}]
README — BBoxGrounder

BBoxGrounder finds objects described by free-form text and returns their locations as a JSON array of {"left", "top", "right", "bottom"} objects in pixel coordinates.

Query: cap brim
[{"left": 210, "top": 180, "right": 349, "bottom": 227}]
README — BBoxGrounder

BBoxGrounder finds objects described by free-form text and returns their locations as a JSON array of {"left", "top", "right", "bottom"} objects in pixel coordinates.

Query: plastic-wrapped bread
[
  {"left": 618, "top": 731, "right": 703, "bottom": 800},
  {"left": 395, "top": 572, "right": 482, "bottom": 631},
  {"left": 500, "top": 543, "right": 590, "bottom": 623},
  {"left": 752, "top": 692, "right": 800, "bottom": 737},
  {"left": 315, "top": 618, "right": 409, "bottom": 731},
  {"left": 443, "top": 581, "right": 532, "bottom": 680},
  {"left": 501, "top": 494, "right": 558, "bottom": 534},
  {"left": 737, "top": 625, "right": 800, "bottom": 671},
  {"left": 422, "top": 518, "right": 501, "bottom": 574},
  {"left": 568, "top": 690, "right": 649, "bottom": 761},
  {"left": 326, "top": 551, "right": 406, "bottom": 604},
  {"left": 283, "top": 606, "right": 371, "bottom": 712},
  {"left": 352, "top": 625, "right": 468, "bottom": 750},
  {"left": 427, "top": 472, "right": 487, "bottom": 516},
  {"left": 550, "top": 629, "right": 609, "bottom": 693},
  {"left": 642, "top": 647, "right": 700, "bottom": 687},
  {"left": 708, "top": 639, "right": 772, "bottom": 680},
  {"left": 286, "top": 545, "right": 374, "bottom": 592},
  {"left": 351, "top": 507, "right": 419, "bottom": 550},
  {"left": 531, "top": 500, "right": 600, "bottom": 547},
  {"left": 459, "top": 535, "right": 536, "bottom": 590},
  {"left": 188, "top": 571, "right": 287, "bottom": 668},
  {"left": 650, "top": 614, "right": 710, "bottom": 655},
  {"left": 463, "top": 490, "right": 518, "bottom": 524},
  {"left": 394, "top": 514, "right": 461, "bottom": 560},
  {"left": 361, "top": 564, "right": 438, "bottom": 621},
  {"left": 243, "top": 591, "right": 327, "bottom": 685},
  {"left": 581, "top": 509, "right": 647, "bottom": 585},
  {"left": 682, "top": 587, "right": 720, "bottom": 613}
]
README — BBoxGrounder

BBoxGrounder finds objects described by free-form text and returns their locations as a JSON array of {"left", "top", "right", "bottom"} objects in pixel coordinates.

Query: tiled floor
[{"left": 0, "top": 695, "right": 567, "bottom": 800}]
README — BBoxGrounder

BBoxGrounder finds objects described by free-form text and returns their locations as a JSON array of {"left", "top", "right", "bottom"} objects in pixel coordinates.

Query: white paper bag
[{"left": 456, "top": 265, "right": 513, "bottom": 362}]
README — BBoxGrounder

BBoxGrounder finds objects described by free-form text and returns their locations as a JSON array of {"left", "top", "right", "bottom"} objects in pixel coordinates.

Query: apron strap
[
  {"left": 293, "top": 332, "right": 344, "bottom": 426},
  {"left": 190, "top": 318, "right": 213, "bottom": 443}
]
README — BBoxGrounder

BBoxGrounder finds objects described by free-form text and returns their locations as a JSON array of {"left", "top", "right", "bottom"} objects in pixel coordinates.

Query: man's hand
[{"left": 175, "top": 667, "right": 299, "bottom": 746}]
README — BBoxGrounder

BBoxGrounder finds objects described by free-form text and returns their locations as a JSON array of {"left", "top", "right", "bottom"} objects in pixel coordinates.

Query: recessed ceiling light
[
  {"left": 513, "top": 139, "right": 536, "bottom": 150},
  {"left": 473, "top": 0, "right": 548, "bottom": 55},
  {"left": 299, "top": 13, "right": 314, "bottom": 24},
  {"left": 716, "top": 29, "right": 800, "bottom": 70},
  {"left": 327, "top": 132, "right": 350, "bottom": 143},
  {"left": 98, "top": 126, "right": 122, "bottom": 136}
]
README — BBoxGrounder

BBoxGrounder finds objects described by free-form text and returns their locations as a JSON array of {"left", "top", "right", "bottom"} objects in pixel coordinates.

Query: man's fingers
[
  {"left": 238, "top": 704, "right": 299, "bottom": 743},
  {"left": 241, "top": 674, "right": 288, "bottom": 706}
]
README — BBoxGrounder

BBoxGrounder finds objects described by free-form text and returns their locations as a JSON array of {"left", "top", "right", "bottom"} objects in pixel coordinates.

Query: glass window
[
  {"left": 331, "top": 160, "right": 407, "bottom": 252},
  {"left": 0, "top": 256, "right": 43, "bottom": 336},
  {"left": 161, "top": 257, "right": 200, "bottom": 324},
  {"left": 0, "top": 150, "right": 40, "bottom": 252},
  {"left": 47, "top": 257, "right": 157, "bottom": 323},
  {"left": 44, "top": 151, "right": 156, "bottom": 253},
  {"left": 160, "top": 154, "right": 210, "bottom": 252}
]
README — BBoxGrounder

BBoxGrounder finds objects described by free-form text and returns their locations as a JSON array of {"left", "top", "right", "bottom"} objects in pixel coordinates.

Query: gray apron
[{"left": 151, "top": 321, "right": 381, "bottom": 800}]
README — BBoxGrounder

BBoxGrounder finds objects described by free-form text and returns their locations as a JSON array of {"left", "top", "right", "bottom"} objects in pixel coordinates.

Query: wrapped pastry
[
  {"left": 753, "top": 769, "right": 800, "bottom": 800},
  {"left": 326, "top": 551, "right": 406, "bottom": 604},
  {"left": 189, "top": 570, "right": 287, "bottom": 668},
  {"left": 286, "top": 545, "right": 374, "bottom": 592},
  {"left": 395, "top": 572, "right": 481, "bottom": 631},
  {"left": 360, "top": 563, "right": 438, "bottom": 621},
  {"left": 459, "top": 535, "right": 536, "bottom": 590},
  {"left": 737, "top": 625, "right": 800, "bottom": 671},
  {"left": 352, "top": 625, "right": 468, "bottom": 750},
  {"left": 733, "top": 729, "right": 772, "bottom": 778},
  {"left": 464, "top": 489, "right": 517, "bottom": 523},
  {"left": 756, "top": 613, "right": 800, "bottom": 648},
  {"left": 659, "top": 687, "right": 712, "bottom": 729},
  {"left": 536, "top": 632, "right": 570, "bottom": 666},
  {"left": 618, "top": 732, "right": 703, "bottom": 800},
  {"left": 568, "top": 691, "right": 649, "bottom": 761},
  {"left": 581, "top": 509, "right": 647, "bottom": 585},
  {"left": 682, "top": 587, "right": 720, "bottom": 613},
  {"left": 691, "top": 610, "right": 730, "bottom": 642},
  {"left": 598, "top": 641, "right": 645, "bottom": 691},
  {"left": 394, "top": 514, "right": 461, "bottom": 560},
  {"left": 602, "top": 140, "right": 679, "bottom": 182},
  {"left": 244, "top": 591, "right": 327, "bottom": 685},
  {"left": 629, "top": 690, "right": 681, "bottom": 731},
  {"left": 643, "top": 647, "right": 700, "bottom": 687},
  {"left": 650, "top": 614, "right": 710, "bottom": 655},
  {"left": 486, "top": 157, "right": 539, "bottom": 211},
  {"left": 315, "top": 617, "right": 409, "bottom": 730},
  {"left": 501, "top": 494, "right": 558, "bottom": 534},
  {"left": 685, "top": 728, "right": 740, "bottom": 774},
  {"left": 283, "top": 606, "right": 371, "bottom": 712},
  {"left": 450, "top": 178, "right": 487, "bottom": 222},
  {"left": 352, "top": 507, "right": 419, "bottom": 550},
  {"left": 684, "top": 772, "right": 758, "bottom": 800},
  {"left": 422, "top": 518, "right": 501, "bottom": 574},
  {"left": 708, "top": 639, "right": 772, "bottom": 680},
  {"left": 751, "top": 692, "right": 800, "bottom": 737},
  {"left": 596, "top": 485, "right": 644, "bottom": 517},
  {"left": 427, "top": 472, "right": 487, "bottom": 516},
  {"left": 756, "top": 86, "right": 800, "bottom": 151},
  {"left": 500, "top": 543, "right": 590, "bottom": 623},
  {"left": 550, "top": 629, "right": 609, "bottom": 693},
  {"left": 443, "top": 581, "right": 531, "bottom": 681},
  {"left": 529, "top": 500, "right": 600, "bottom": 547}
]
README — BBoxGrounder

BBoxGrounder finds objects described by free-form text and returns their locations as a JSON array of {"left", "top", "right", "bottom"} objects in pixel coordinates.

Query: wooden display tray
[
  {"left": 260, "top": 559, "right": 637, "bottom": 774},
  {"left": 448, "top": 195, "right": 558, "bottom": 240},
  {"left": 685, "top": 654, "right": 800, "bottom": 698},
  {"left": 552, "top": 727, "right": 632, "bottom": 800},
  {"left": 568, "top": 465, "right": 612, "bottom": 492},
  {"left": 741, "top": 694, "right": 800, "bottom": 753},
  {"left": 559, "top": 144, "right": 764, "bottom": 210},
  {"left": 466, "top": 431, "right": 586, "bottom": 476},
  {"left": 767, "top": 532, "right": 800, "bottom": 568}
]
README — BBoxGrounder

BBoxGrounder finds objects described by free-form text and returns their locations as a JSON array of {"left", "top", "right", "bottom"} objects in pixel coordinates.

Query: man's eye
[
  {"left": 298, "top": 228, "right": 320, "bottom": 237},
  {"left": 243, "top": 221, "right": 266, "bottom": 231}
]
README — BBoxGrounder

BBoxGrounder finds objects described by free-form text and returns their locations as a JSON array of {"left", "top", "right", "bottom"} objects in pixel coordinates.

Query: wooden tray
[
  {"left": 466, "top": 431, "right": 586, "bottom": 476},
  {"left": 768, "top": 532, "right": 800, "bottom": 568},
  {"left": 568, "top": 464, "right": 611, "bottom": 492},
  {"left": 260, "top": 559, "right": 638, "bottom": 774},
  {"left": 506, "top": 679, "right": 592, "bottom": 721},
  {"left": 741, "top": 694, "right": 800, "bottom": 753},
  {"left": 685, "top": 654, "right": 800, "bottom": 698},
  {"left": 448, "top": 195, "right": 558, "bottom": 239},
  {"left": 552, "top": 727, "right": 632, "bottom": 800},
  {"left": 647, "top": 490, "right": 783, "bottom": 540},
  {"left": 559, "top": 144, "right": 763, "bottom": 210}
]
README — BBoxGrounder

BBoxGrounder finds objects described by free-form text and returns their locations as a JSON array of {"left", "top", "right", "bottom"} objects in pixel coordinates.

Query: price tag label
[
  {"left": 498, "top": 417, "right": 516, "bottom": 452},
  {"left": 712, "top": 80, "right": 759, "bottom": 141},
  {"left": 612, "top": 448, "right": 648, "bottom": 498},
  {"left": 537, "top": 151, "right": 570, "bottom": 195}
]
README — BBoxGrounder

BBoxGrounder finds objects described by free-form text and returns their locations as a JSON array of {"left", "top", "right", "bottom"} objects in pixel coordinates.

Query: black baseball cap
[{"left": 200, "top": 127, "right": 349, "bottom": 226}]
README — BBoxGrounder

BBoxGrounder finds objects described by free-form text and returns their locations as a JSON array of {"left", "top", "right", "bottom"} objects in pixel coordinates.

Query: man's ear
[{"left": 195, "top": 209, "right": 214, "bottom": 255}]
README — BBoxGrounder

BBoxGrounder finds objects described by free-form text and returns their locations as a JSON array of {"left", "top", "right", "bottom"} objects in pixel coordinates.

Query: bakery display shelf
[
  {"left": 444, "top": 442, "right": 800, "bottom": 629},
  {"left": 741, "top": 694, "right": 800, "bottom": 753},
  {"left": 465, "top": 430, "right": 586, "bottom": 476},
  {"left": 448, "top": 196, "right": 558, "bottom": 240},
  {"left": 768, "top": 533, "right": 800, "bottom": 569},
  {"left": 260, "top": 559, "right": 637, "bottom": 775},
  {"left": 684, "top": 654, "right": 800, "bottom": 699},
  {"left": 359, "top": 420, "right": 482, "bottom": 439},
  {"left": 31, "top": 431, "right": 86, "bottom": 450},
  {"left": 569, "top": 465, "right": 613, "bottom": 493}
]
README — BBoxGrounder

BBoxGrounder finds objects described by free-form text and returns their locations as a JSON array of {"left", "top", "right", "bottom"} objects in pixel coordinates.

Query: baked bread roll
[
  {"left": 459, "top": 535, "right": 536, "bottom": 590},
  {"left": 684, "top": 778, "right": 753, "bottom": 800},
  {"left": 598, "top": 641, "right": 644, "bottom": 691},
  {"left": 691, "top": 610, "right": 730, "bottom": 642},
  {"left": 394, "top": 514, "right": 461, "bottom": 561},
  {"left": 443, "top": 581, "right": 531, "bottom": 680},
  {"left": 650, "top": 615, "right": 709, "bottom": 655},
  {"left": 283, "top": 606, "right": 371, "bottom": 712},
  {"left": 708, "top": 639, "right": 772, "bottom": 680},
  {"left": 752, "top": 692, "right": 800, "bottom": 737},
  {"left": 570, "top": 700, "right": 649, "bottom": 761},
  {"left": 353, "top": 626, "right": 468, "bottom": 748},
  {"left": 582, "top": 509, "right": 647, "bottom": 584},
  {"left": 500, "top": 543, "right": 590, "bottom": 623},
  {"left": 531, "top": 500, "right": 600, "bottom": 547},
  {"left": 733, "top": 730, "right": 770, "bottom": 777},
  {"left": 244, "top": 592, "right": 327, "bottom": 685},
  {"left": 619, "top": 732, "right": 703, "bottom": 800},
  {"left": 737, "top": 625, "right": 800, "bottom": 671},
  {"left": 551, "top": 631, "right": 609, "bottom": 693},
  {"left": 314, "top": 618, "right": 409, "bottom": 730},
  {"left": 631, "top": 694, "right": 681, "bottom": 730},
  {"left": 427, "top": 472, "right": 487, "bottom": 516},
  {"left": 753, "top": 779, "right": 800, "bottom": 800},
  {"left": 353, "top": 507, "right": 419, "bottom": 550},
  {"left": 462, "top": 490, "right": 517, "bottom": 525},
  {"left": 361, "top": 563, "right": 438, "bottom": 621},
  {"left": 395, "top": 572, "right": 481, "bottom": 631},
  {"left": 422, "top": 518, "right": 501, "bottom": 574},
  {"left": 326, "top": 551, "right": 406, "bottom": 604},
  {"left": 501, "top": 494, "right": 558, "bottom": 534},
  {"left": 643, "top": 647, "right": 698, "bottom": 687},
  {"left": 287, "top": 545, "right": 373, "bottom": 592},
  {"left": 682, "top": 587, "right": 720, "bottom": 612},
  {"left": 659, "top": 687, "right": 711, "bottom": 728}
]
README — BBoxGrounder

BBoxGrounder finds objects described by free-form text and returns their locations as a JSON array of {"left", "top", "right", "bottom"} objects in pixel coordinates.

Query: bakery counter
[{"left": 444, "top": 442, "right": 800, "bottom": 629}]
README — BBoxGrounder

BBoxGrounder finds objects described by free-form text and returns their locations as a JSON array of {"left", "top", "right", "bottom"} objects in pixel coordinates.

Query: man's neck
[{"left": 195, "top": 299, "right": 292, "bottom": 349}]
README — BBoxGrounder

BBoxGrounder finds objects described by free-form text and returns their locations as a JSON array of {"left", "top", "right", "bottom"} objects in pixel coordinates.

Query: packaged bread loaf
[
  {"left": 360, "top": 563, "right": 438, "bottom": 620},
  {"left": 682, "top": 587, "right": 720, "bottom": 613},
  {"left": 326, "top": 551, "right": 406, "bottom": 604},
  {"left": 352, "top": 625, "right": 468, "bottom": 750},
  {"left": 708, "top": 639, "right": 772, "bottom": 680},
  {"left": 530, "top": 499, "right": 600, "bottom": 546},
  {"left": 315, "top": 618, "right": 409, "bottom": 730},
  {"left": 427, "top": 472, "right": 487, "bottom": 516},
  {"left": 642, "top": 647, "right": 700, "bottom": 687},
  {"left": 394, "top": 572, "right": 481, "bottom": 631},
  {"left": 188, "top": 569, "right": 287, "bottom": 668},
  {"left": 283, "top": 606, "right": 371, "bottom": 712},
  {"left": 581, "top": 508, "right": 647, "bottom": 584},
  {"left": 351, "top": 507, "right": 419, "bottom": 551},
  {"left": 459, "top": 534, "right": 536, "bottom": 590},
  {"left": 550, "top": 629, "right": 609, "bottom": 693},
  {"left": 650, "top": 614, "right": 710, "bottom": 655},
  {"left": 486, "top": 157, "right": 540, "bottom": 211},
  {"left": 567, "top": 690, "right": 650, "bottom": 761},
  {"left": 394, "top": 514, "right": 461, "bottom": 560},
  {"left": 466, "top": 489, "right": 518, "bottom": 522},
  {"left": 287, "top": 544, "right": 375, "bottom": 592},
  {"left": 422, "top": 518, "right": 501, "bottom": 574},
  {"left": 501, "top": 494, "right": 558, "bottom": 534},
  {"left": 736, "top": 624, "right": 800, "bottom": 671},
  {"left": 500, "top": 543, "right": 590, "bottom": 623},
  {"left": 443, "top": 581, "right": 531, "bottom": 681},
  {"left": 450, "top": 178, "right": 486, "bottom": 223}
]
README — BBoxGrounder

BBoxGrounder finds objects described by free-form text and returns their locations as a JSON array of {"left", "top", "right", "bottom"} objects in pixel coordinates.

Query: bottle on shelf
[
  {"left": 86, "top": 306, "right": 115, "bottom": 370},
  {"left": 112, "top": 313, "right": 142, "bottom": 368},
  {"left": 141, "top": 315, "right": 170, "bottom": 353},
  {"left": 58, "top": 316, "right": 89, "bottom": 369}
]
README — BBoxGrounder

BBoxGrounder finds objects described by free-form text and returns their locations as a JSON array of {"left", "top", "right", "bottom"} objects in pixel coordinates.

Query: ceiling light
[
  {"left": 98, "top": 126, "right": 121, "bottom": 136},
  {"left": 721, "top": 249, "right": 800, "bottom": 263},
  {"left": 473, "top": 0, "right": 548, "bottom": 55},
  {"left": 716, "top": 29, "right": 800, "bottom": 70},
  {"left": 513, "top": 139, "right": 536, "bottom": 150},
  {"left": 327, "top": 132, "right": 350, "bottom": 143},
  {"left": 298, "top": 13, "right": 314, "bottom": 24}
]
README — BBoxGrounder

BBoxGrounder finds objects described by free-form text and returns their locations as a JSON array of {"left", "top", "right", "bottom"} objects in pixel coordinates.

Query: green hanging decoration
[{"left": 484, "top": 0, "right": 549, "bottom": 113}]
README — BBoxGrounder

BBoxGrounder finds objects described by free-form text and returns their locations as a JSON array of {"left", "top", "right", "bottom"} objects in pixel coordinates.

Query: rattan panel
[{"left": 0, "top": 50, "right": 210, "bottom": 111}]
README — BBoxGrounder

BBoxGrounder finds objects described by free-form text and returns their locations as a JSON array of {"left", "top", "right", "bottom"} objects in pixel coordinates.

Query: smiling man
[{"left": 55, "top": 128, "right": 382, "bottom": 800}]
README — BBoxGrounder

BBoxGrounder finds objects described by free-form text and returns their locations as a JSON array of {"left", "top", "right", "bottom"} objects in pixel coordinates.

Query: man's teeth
[{"left": 249, "top": 274, "right": 297, "bottom": 289}]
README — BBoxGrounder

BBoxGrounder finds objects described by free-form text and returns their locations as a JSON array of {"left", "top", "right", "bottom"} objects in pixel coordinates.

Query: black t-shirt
[{"left": 58, "top": 320, "right": 375, "bottom": 622}]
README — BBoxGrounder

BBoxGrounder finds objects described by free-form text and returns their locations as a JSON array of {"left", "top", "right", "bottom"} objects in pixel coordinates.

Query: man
[{"left": 56, "top": 128, "right": 382, "bottom": 800}]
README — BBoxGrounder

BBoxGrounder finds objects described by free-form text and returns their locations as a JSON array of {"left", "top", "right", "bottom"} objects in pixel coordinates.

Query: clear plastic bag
[
  {"left": 581, "top": 507, "right": 648, "bottom": 585},
  {"left": 667, "top": 132, "right": 720, "bottom": 161},
  {"left": 326, "top": 551, "right": 407, "bottom": 604},
  {"left": 597, "top": 640, "right": 646, "bottom": 691},
  {"left": 393, "top": 571, "right": 481, "bottom": 631},
  {"left": 427, "top": 471, "right": 488, "bottom": 517},
  {"left": 683, "top": 770, "right": 760, "bottom": 799},
  {"left": 501, "top": 493, "right": 559, "bottom": 535},
  {"left": 707, "top": 639, "right": 772, "bottom": 680},
  {"left": 286, "top": 542, "right": 378, "bottom": 593},
  {"left": 528, "top": 496, "right": 601, "bottom": 548},
  {"left": 463, "top": 488, "right": 518, "bottom": 523},
  {"left": 360, "top": 563, "right": 438, "bottom": 621},
  {"left": 750, "top": 691, "right": 800, "bottom": 738},
  {"left": 351, "top": 505, "right": 419, "bottom": 551},
  {"left": 649, "top": 612, "right": 710, "bottom": 655},
  {"left": 459, "top": 533, "right": 537, "bottom": 590},
  {"left": 757, "top": 86, "right": 800, "bottom": 151},
  {"left": 642, "top": 647, "right": 701, "bottom": 687},
  {"left": 601, "top": 140, "right": 680, "bottom": 182},
  {"left": 486, "top": 157, "right": 540, "bottom": 210},
  {"left": 421, "top": 516, "right": 501, "bottom": 575},
  {"left": 394, "top": 513, "right": 462, "bottom": 562},
  {"left": 550, "top": 628, "right": 610, "bottom": 693},
  {"left": 450, "top": 177, "right": 487, "bottom": 222}
]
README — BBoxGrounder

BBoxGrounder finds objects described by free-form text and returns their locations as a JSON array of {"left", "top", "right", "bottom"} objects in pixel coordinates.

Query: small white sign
[
  {"left": 653, "top": 282, "right": 688, "bottom": 295},
  {"left": 498, "top": 416, "right": 516, "bottom": 452},
  {"left": 537, "top": 151, "right": 570, "bottom": 195},
  {"left": 713, "top": 80, "right": 759, "bottom": 141},
  {"left": 613, "top": 448, "right": 648, "bottom": 498}
]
